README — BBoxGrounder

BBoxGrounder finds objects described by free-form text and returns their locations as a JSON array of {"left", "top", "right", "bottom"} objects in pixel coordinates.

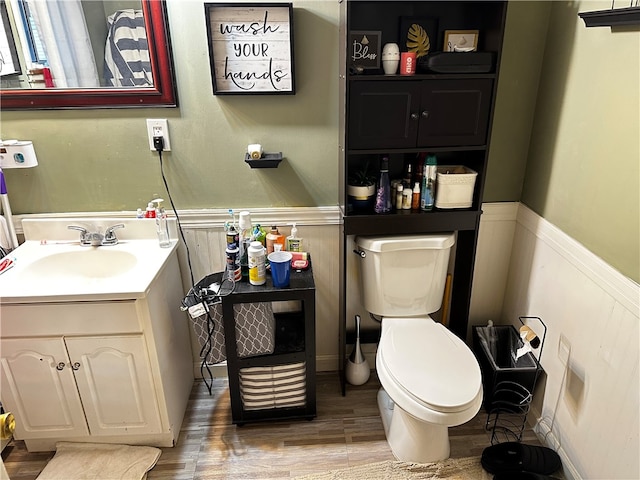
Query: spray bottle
[{"left": 153, "top": 198, "right": 171, "bottom": 248}]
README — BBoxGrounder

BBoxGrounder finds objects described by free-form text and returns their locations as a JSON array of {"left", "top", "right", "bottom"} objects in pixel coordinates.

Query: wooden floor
[{"left": 2, "top": 372, "right": 542, "bottom": 479}]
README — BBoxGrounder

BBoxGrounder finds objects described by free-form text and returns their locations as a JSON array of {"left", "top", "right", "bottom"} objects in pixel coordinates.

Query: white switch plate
[
  {"left": 146, "top": 119, "right": 171, "bottom": 151},
  {"left": 558, "top": 334, "right": 571, "bottom": 366}
]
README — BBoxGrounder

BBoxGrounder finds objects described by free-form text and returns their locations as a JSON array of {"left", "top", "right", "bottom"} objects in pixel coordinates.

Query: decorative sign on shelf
[
  {"left": 348, "top": 31, "right": 381, "bottom": 70},
  {"left": 205, "top": 2, "right": 295, "bottom": 95}
]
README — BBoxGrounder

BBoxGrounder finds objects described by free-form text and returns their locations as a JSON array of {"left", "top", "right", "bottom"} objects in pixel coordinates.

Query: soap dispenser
[
  {"left": 286, "top": 223, "right": 302, "bottom": 252},
  {"left": 153, "top": 198, "right": 171, "bottom": 248}
]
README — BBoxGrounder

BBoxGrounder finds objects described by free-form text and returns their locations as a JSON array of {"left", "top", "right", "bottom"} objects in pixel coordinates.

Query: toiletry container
[
  {"left": 286, "top": 223, "right": 302, "bottom": 252},
  {"left": 154, "top": 198, "right": 171, "bottom": 248},
  {"left": 248, "top": 241, "right": 266, "bottom": 285},
  {"left": 266, "top": 226, "right": 284, "bottom": 254}
]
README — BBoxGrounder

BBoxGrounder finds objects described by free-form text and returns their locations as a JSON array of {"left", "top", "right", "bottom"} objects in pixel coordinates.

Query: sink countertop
[{"left": 0, "top": 218, "right": 179, "bottom": 304}]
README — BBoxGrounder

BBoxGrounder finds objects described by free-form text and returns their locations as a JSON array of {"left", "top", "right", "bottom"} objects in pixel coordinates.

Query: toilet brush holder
[{"left": 345, "top": 315, "right": 370, "bottom": 385}]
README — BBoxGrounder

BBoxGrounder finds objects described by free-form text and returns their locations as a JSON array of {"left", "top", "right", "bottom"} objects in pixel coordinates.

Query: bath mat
[
  {"left": 295, "top": 456, "right": 492, "bottom": 479},
  {"left": 36, "top": 442, "right": 161, "bottom": 480}
]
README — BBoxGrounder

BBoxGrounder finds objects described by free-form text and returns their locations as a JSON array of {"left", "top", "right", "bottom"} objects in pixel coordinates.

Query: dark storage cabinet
[
  {"left": 348, "top": 78, "right": 493, "bottom": 149},
  {"left": 339, "top": 0, "right": 507, "bottom": 394}
]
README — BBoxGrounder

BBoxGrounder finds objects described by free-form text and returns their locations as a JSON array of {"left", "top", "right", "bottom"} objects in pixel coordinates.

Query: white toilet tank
[{"left": 355, "top": 233, "right": 455, "bottom": 317}]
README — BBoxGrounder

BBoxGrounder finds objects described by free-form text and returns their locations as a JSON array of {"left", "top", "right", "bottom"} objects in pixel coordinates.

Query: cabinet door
[
  {"left": 65, "top": 335, "right": 162, "bottom": 436},
  {"left": 0, "top": 338, "right": 89, "bottom": 439},
  {"left": 348, "top": 81, "right": 421, "bottom": 149},
  {"left": 417, "top": 79, "right": 493, "bottom": 147}
]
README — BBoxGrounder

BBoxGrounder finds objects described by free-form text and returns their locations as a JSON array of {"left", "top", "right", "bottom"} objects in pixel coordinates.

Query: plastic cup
[{"left": 268, "top": 251, "right": 292, "bottom": 288}]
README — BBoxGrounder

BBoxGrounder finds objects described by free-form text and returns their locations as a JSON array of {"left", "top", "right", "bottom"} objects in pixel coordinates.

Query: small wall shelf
[
  {"left": 245, "top": 152, "right": 283, "bottom": 168},
  {"left": 579, "top": 6, "right": 640, "bottom": 27}
]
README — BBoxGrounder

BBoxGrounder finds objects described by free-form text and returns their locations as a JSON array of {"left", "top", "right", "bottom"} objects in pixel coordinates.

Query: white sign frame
[{"left": 205, "top": 3, "right": 295, "bottom": 95}]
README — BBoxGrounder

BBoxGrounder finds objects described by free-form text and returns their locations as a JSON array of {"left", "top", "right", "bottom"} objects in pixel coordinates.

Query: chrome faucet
[{"left": 68, "top": 224, "right": 125, "bottom": 246}]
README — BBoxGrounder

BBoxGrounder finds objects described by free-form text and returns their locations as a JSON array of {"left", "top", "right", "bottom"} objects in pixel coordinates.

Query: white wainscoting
[{"left": 502, "top": 205, "right": 640, "bottom": 480}]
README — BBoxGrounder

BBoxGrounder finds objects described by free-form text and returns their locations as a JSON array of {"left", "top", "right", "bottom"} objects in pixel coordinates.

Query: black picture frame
[
  {"left": 204, "top": 2, "right": 295, "bottom": 95},
  {"left": 348, "top": 30, "right": 381, "bottom": 70},
  {"left": 399, "top": 17, "right": 438, "bottom": 56},
  {"left": 0, "top": 0, "right": 21, "bottom": 77}
]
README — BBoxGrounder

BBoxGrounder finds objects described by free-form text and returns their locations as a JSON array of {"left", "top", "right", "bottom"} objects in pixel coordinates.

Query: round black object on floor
[{"left": 481, "top": 442, "right": 562, "bottom": 475}]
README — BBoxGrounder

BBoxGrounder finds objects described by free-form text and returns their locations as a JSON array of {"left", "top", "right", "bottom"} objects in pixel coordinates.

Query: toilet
[{"left": 354, "top": 233, "right": 483, "bottom": 463}]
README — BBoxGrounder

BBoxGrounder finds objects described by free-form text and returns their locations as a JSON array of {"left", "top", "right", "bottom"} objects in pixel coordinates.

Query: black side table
[{"left": 219, "top": 262, "right": 316, "bottom": 425}]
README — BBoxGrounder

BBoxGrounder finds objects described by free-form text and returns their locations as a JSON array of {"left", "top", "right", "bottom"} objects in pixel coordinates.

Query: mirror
[{"left": 0, "top": 0, "right": 177, "bottom": 109}]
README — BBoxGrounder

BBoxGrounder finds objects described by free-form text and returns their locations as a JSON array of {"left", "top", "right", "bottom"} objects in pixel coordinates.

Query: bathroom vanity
[{"left": 0, "top": 219, "right": 193, "bottom": 452}]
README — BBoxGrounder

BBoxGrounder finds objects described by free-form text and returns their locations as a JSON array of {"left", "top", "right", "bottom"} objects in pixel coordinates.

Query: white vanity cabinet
[
  {"left": 1, "top": 334, "right": 161, "bottom": 439},
  {"left": 0, "top": 251, "right": 193, "bottom": 452}
]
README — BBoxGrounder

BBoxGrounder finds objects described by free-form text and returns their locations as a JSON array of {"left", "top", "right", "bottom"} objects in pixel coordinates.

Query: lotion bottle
[
  {"left": 286, "top": 223, "right": 303, "bottom": 252},
  {"left": 266, "top": 226, "right": 284, "bottom": 254}
]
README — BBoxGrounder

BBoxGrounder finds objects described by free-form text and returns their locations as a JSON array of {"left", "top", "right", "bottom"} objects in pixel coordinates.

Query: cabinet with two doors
[
  {"left": 0, "top": 254, "right": 193, "bottom": 451},
  {"left": 339, "top": 0, "right": 507, "bottom": 394}
]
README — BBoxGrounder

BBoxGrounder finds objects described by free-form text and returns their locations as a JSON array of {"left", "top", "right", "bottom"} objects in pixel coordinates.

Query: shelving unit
[
  {"left": 217, "top": 266, "right": 316, "bottom": 425},
  {"left": 338, "top": 0, "right": 507, "bottom": 394}
]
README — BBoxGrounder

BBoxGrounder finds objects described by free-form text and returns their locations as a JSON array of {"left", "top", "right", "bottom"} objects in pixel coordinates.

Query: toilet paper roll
[
  {"left": 248, "top": 144, "right": 263, "bottom": 160},
  {"left": 0, "top": 412, "right": 15, "bottom": 439}
]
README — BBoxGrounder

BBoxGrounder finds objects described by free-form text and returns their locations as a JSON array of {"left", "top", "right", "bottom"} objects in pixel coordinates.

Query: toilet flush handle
[{"left": 353, "top": 249, "right": 366, "bottom": 258}]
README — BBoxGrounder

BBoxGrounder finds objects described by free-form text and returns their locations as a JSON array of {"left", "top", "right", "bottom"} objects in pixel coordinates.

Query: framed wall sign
[
  {"left": 204, "top": 3, "right": 295, "bottom": 95},
  {"left": 348, "top": 31, "right": 381, "bottom": 70}
]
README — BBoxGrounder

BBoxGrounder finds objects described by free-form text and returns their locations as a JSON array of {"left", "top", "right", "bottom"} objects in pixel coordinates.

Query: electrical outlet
[{"left": 146, "top": 119, "right": 171, "bottom": 151}]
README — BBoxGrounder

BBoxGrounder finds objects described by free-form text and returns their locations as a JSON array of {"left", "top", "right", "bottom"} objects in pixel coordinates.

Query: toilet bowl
[
  {"left": 376, "top": 317, "right": 482, "bottom": 462},
  {"left": 354, "top": 233, "right": 483, "bottom": 463}
]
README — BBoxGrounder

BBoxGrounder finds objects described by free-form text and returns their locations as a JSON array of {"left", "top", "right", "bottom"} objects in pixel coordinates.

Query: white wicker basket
[{"left": 435, "top": 166, "right": 478, "bottom": 209}]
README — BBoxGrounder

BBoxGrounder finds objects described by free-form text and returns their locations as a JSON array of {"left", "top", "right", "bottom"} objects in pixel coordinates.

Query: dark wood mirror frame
[{"left": 0, "top": 0, "right": 177, "bottom": 110}]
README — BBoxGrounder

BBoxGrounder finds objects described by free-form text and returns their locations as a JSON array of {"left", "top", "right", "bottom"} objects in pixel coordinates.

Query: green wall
[
  {"left": 1, "top": 1, "right": 637, "bottom": 283},
  {"left": 522, "top": 0, "right": 639, "bottom": 283}
]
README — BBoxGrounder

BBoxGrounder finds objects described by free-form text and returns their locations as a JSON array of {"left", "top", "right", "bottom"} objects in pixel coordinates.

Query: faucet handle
[
  {"left": 104, "top": 223, "right": 125, "bottom": 243},
  {"left": 68, "top": 225, "right": 88, "bottom": 235}
]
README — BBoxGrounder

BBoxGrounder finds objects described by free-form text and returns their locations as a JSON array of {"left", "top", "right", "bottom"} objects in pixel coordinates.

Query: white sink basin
[
  {"left": 0, "top": 218, "right": 178, "bottom": 303},
  {"left": 20, "top": 249, "right": 138, "bottom": 280}
]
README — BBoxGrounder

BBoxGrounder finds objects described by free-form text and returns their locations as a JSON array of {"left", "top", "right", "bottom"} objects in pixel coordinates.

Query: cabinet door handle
[
  {"left": 410, "top": 112, "right": 419, "bottom": 121},
  {"left": 421, "top": 110, "right": 429, "bottom": 119},
  {"left": 71, "top": 362, "right": 81, "bottom": 371},
  {"left": 56, "top": 362, "right": 66, "bottom": 371}
]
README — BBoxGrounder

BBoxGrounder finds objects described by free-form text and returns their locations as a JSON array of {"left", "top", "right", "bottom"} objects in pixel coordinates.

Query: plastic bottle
[
  {"left": 266, "top": 226, "right": 284, "bottom": 254},
  {"left": 136, "top": 208, "right": 144, "bottom": 219},
  {"left": 402, "top": 161, "right": 412, "bottom": 187},
  {"left": 395, "top": 183, "right": 404, "bottom": 210},
  {"left": 144, "top": 202, "right": 156, "bottom": 218},
  {"left": 248, "top": 241, "right": 266, "bottom": 285},
  {"left": 411, "top": 182, "right": 421, "bottom": 210},
  {"left": 253, "top": 224, "right": 267, "bottom": 247},
  {"left": 225, "top": 244, "right": 241, "bottom": 281},
  {"left": 286, "top": 223, "right": 303, "bottom": 252},
  {"left": 421, "top": 154, "right": 437, "bottom": 211},
  {"left": 153, "top": 198, "right": 171, "bottom": 248},
  {"left": 238, "top": 211, "right": 252, "bottom": 282},
  {"left": 402, "top": 186, "right": 412, "bottom": 209},
  {"left": 374, "top": 156, "right": 391, "bottom": 213}
]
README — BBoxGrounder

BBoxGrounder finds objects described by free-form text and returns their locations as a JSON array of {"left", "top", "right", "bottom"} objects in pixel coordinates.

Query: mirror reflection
[{"left": 1, "top": 0, "right": 153, "bottom": 90}]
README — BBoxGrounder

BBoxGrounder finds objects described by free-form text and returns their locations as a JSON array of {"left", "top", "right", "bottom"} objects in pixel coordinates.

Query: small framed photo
[
  {"left": 444, "top": 30, "right": 479, "bottom": 52},
  {"left": 348, "top": 31, "right": 381, "bottom": 70}
]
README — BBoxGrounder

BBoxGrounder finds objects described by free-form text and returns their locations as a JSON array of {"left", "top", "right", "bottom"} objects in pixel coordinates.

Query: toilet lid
[{"left": 379, "top": 318, "right": 481, "bottom": 413}]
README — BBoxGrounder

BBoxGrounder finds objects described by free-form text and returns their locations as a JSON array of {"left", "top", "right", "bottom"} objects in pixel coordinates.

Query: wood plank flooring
[{"left": 2, "top": 372, "right": 542, "bottom": 479}]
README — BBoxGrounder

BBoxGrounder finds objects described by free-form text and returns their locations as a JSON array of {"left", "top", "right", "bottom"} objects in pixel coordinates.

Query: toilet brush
[{"left": 345, "top": 315, "right": 370, "bottom": 385}]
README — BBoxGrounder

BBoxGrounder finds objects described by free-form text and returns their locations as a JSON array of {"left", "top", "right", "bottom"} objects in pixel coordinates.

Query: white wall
[{"left": 502, "top": 205, "right": 640, "bottom": 480}]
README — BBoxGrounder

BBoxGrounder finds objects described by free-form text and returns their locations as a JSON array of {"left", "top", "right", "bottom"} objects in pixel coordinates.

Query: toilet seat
[{"left": 377, "top": 317, "right": 482, "bottom": 425}]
